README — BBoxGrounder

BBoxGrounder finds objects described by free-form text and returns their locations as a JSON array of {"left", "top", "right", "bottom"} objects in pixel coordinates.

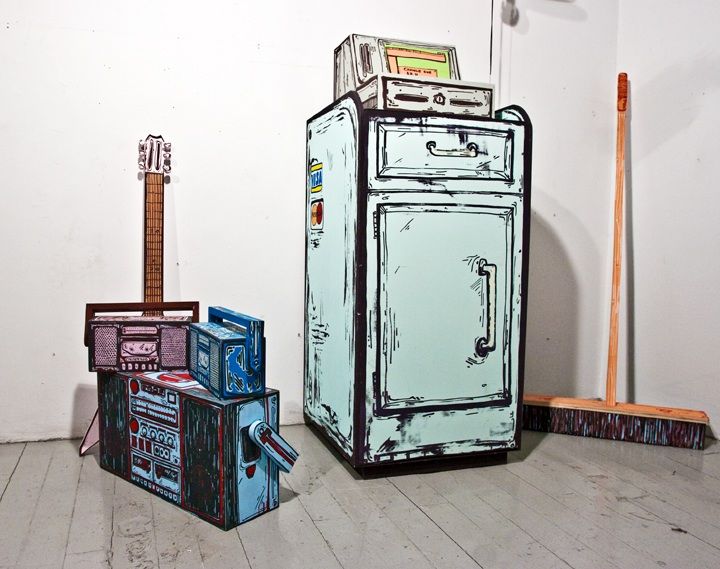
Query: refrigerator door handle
[
  {"left": 426, "top": 140, "right": 479, "bottom": 158},
  {"left": 475, "top": 259, "right": 497, "bottom": 358}
]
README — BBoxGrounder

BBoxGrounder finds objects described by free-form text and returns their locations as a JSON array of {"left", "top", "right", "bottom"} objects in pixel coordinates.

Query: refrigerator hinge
[{"left": 372, "top": 211, "right": 378, "bottom": 239}]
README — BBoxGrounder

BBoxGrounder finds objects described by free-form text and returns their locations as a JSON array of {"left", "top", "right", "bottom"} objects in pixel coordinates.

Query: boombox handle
[
  {"left": 208, "top": 306, "right": 262, "bottom": 329},
  {"left": 84, "top": 301, "right": 200, "bottom": 346},
  {"left": 208, "top": 306, "right": 265, "bottom": 374}
]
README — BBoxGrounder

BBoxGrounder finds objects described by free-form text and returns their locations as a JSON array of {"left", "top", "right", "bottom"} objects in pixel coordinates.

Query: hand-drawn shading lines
[{"left": 305, "top": 37, "right": 532, "bottom": 471}]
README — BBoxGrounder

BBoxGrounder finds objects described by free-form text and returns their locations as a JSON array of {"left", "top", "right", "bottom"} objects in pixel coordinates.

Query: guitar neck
[{"left": 143, "top": 172, "right": 164, "bottom": 305}]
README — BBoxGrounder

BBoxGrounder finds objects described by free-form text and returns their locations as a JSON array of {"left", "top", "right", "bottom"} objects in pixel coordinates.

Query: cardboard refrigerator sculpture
[{"left": 304, "top": 35, "right": 532, "bottom": 475}]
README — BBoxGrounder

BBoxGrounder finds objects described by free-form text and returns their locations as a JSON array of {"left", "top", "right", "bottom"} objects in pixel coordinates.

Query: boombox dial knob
[
  {"left": 167, "top": 436, "right": 175, "bottom": 448},
  {"left": 140, "top": 426, "right": 147, "bottom": 437},
  {"left": 149, "top": 429, "right": 157, "bottom": 439},
  {"left": 158, "top": 433, "right": 165, "bottom": 443}
]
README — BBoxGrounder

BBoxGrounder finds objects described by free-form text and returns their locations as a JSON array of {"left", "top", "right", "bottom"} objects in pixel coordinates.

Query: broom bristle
[{"left": 523, "top": 404, "right": 706, "bottom": 450}]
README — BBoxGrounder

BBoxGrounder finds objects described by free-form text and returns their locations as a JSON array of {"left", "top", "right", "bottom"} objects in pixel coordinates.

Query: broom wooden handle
[{"left": 606, "top": 72, "right": 628, "bottom": 406}]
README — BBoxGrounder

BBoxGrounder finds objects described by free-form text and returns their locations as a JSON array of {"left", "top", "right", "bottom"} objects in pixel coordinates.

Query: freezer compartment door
[{"left": 374, "top": 203, "right": 514, "bottom": 415}]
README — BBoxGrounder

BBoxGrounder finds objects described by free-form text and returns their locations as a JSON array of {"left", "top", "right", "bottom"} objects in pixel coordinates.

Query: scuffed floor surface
[{"left": 1, "top": 427, "right": 719, "bottom": 568}]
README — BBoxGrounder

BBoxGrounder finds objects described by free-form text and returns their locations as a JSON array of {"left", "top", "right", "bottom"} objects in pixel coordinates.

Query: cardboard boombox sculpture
[
  {"left": 86, "top": 302, "right": 298, "bottom": 530},
  {"left": 97, "top": 370, "right": 295, "bottom": 529}
]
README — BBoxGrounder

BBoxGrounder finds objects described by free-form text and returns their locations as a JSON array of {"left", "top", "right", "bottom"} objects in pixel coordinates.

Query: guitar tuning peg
[{"left": 163, "top": 142, "right": 172, "bottom": 152}]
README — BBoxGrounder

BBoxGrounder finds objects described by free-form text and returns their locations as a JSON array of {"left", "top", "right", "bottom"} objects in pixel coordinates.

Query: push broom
[{"left": 522, "top": 73, "right": 709, "bottom": 450}]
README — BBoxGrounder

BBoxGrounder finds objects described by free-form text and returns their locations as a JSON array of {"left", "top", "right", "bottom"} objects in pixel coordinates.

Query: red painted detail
[
  {"left": 131, "top": 435, "right": 137, "bottom": 448},
  {"left": 159, "top": 371, "right": 192, "bottom": 383},
  {"left": 130, "top": 378, "right": 140, "bottom": 394},
  {"left": 247, "top": 464, "right": 256, "bottom": 478},
  {"left": 265, "top": 396, "right": 271, "bottom": 511},
  {"left": 130, "top": 418, "right": 139, "bottom": 433},
  {"left": 259, "top": 427, "right": 295, "bottom": 466},
  {"left": 218, "top": 407, "right": 224, "bottom": 524},
  {"left": 315, "top": 200, "right": 323, "bottom": 225}
]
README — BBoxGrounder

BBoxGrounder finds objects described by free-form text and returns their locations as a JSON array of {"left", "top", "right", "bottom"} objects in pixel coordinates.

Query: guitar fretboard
[{"left": 144, "top": 172, "right": 164, "bottom": 307}]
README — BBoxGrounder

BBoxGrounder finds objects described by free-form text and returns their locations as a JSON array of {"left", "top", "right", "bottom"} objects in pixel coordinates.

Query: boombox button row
[
  {"left": 131, "top": 475, "right": 180, "bottom": 504},
  {"left": 121, "top": 363, "right": 159, "bottom": 371}
]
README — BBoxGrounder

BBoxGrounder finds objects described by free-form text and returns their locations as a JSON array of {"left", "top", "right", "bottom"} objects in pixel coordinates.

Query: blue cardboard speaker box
[{"left": 94, "top": 306, "right": 298, "bottom": 530}]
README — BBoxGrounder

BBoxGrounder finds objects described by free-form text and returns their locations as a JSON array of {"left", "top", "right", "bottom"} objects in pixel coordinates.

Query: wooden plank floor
[{"left": 0, "top": 428, "right": 719, "bottom": 569}]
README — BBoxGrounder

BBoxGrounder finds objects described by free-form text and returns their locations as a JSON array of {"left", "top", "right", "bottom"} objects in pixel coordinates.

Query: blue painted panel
[
  {"left": 304, "top": 97, "right": 361, "bottom": 457},
  {"left": 189, "top": 307, "right": 266, "bottom": 399},
  {"left": 98, "top": 371, "right": 290, "bottom": 529},
  {"left": 236, "top": 393, "right": 280, "bottom": 523},
  {"left": 304, "top": 96, "right": 532, "bottom": 469}
]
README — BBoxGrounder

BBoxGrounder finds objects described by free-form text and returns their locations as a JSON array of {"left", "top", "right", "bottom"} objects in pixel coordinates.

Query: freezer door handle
[
  {"left": 426, "top": 140, "right": 479, "bottom": 158},
  {"left": 475, "top": 259, "right": 497, "bottom": 358}
]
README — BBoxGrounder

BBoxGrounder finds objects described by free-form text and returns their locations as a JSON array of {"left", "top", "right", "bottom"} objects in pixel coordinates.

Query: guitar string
[{"left": 145, "top": 173, "right": 164, "bottom": 304}]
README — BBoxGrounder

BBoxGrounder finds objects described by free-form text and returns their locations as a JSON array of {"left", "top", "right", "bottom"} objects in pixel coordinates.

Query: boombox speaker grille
[
  {"left": 160, "top": 327, "right": 187, "bottom": 368},
  {"left": 210, "top": 343, "right": 220, "bottom": 391},
  {"left": 189, "top": 331, "right": 197, "bottom": 372},
  {"left": 183, "top": 399, "right": 222, "bottom": 521},
  {"left": 99, "top": 372, "right": 129, "bottom": 478},
  {"left": 94, "top": 326, "right": 118, "bottom": 367}
]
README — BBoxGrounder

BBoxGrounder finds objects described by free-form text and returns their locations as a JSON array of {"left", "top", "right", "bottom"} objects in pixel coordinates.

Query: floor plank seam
[
  {"left": 280, "top": 467, "right": 346, "bottom": 569},
  {"left": 61, "top": 453, "right": 86, "bottom": 569},
  {"left": 665, "top": 454, "right": 720, "bottom": 482},
  {"left": 297, "top": 496, "right": 347, "bottom": 569},
  {"left": 422, "top": 469, "right": 581, "bottom": 569},
  {"left": 364, "top": 477, "right": 442, "bottom": 569},
  {"left": 469, "top": 480, "right": 576, "bottom": 569},
  {"left": 387, "top": 478, "right": 484, "bottom": 569},
  {"left": 502, "top": 465, "right": 653, "bottom": 561},
  {"left": 465, "top": 466, "right": 625, "bottom": 569},
  {"left": 15, "top": 444, "right": 54, "bottom": 567},
  {"left": 234, "top": 527, "right": 253, "bottom": 569},
  {"left": 531, "top": 446, "right": 720, "bottom": 558},
  {"left": 150, "top": 495, "right": 161, "bottom": 568},
  {"left": 539, "top": 442, "right": 720, "bottom": 533},
  {"left": 108, "top": 477, "right": 116, "bottom": 569},
  {"left": 511, "top": 449, "right": 716, "bottom": 557},
  {"left": 526, "top": 443, "right": 720, "bottom": 565},
  {"left": 0, "top": 442, "right": 26, "bottom": 503}
]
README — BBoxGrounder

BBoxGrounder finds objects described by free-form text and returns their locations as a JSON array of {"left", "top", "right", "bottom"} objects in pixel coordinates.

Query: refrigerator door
[{"left": 374, "top": 203, "right": 514, "bottom": 415}]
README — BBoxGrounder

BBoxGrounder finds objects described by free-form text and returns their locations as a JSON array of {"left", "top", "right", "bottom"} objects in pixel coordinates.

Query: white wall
[
  {"left": 499, "top": 0, "right": 620, "bottom": 405},
  {"left": 501, "top": 0, "right": 719, "bottom": 434},
  {"left": 0, "top": 1, "right": 495, "bottom": 441},
  {"left": 3, "top": 0, "right": 718, "bottom": 442},
  {"left": 614, "top": 1, "right": 720, "bottom": 431}
]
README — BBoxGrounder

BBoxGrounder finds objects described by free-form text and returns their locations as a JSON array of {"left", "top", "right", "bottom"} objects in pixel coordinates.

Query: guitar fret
[{"left": 144, "top": 172, "right": 164, "bottom": 305}]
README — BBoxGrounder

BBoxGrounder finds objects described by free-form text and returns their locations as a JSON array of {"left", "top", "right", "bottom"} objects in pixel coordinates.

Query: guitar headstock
[{"left": 138, "top": 134, "right": 171, "bottom": 174}]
